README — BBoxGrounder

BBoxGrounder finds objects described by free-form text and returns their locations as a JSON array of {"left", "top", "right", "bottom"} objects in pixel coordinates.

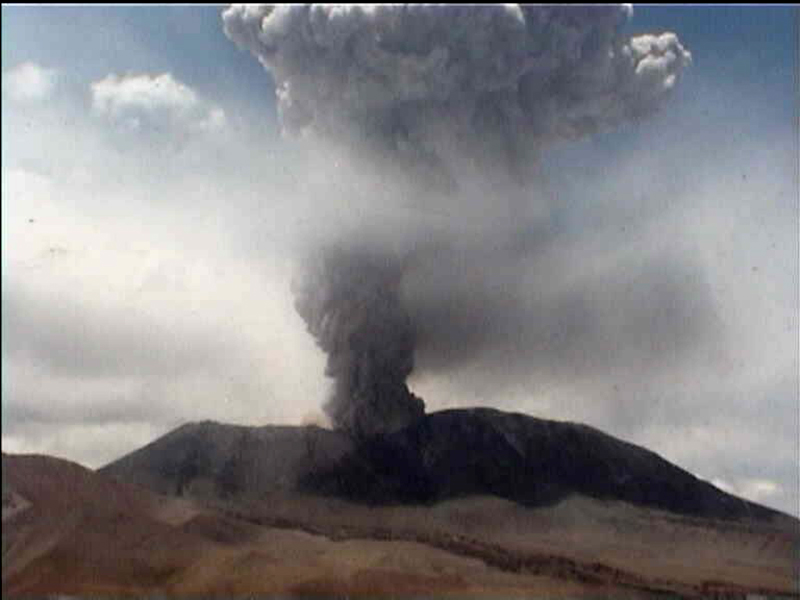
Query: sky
[{"left": 1, "top": 5, "right": 798, "bottom": 516}]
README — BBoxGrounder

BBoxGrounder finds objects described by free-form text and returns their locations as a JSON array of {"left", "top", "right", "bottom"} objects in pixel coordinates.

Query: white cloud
[
  {"left": 90, "top": 72, "right": 225, "bottom": 133},
  {"left": 91, "top": 72, "right": 197, "bottom": 115},
  {"left": 1, "top": 158, "right": 328, "bottom": 470},
  {"left": 710, "top": 478, "right": 734, "bottom": 494},
  {"left": 198, "top": 106, "right": 227, "bottom": 133},
  {"left": 708, "top": 477, "right": 782, "bottom": 505},
  {"left": 2, "top": 62, "right": 57, "bottom": 102},
  {"left": 738, "top": 479, "right": 782, "bottom": 503}
]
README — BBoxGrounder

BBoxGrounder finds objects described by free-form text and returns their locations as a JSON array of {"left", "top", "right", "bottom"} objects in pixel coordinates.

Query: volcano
[
  {"left": 4, "top": 409, "right": 797, "bottom": 598},
  {"left": 101, "top": 408, "right": 784, "bottom": 523}
]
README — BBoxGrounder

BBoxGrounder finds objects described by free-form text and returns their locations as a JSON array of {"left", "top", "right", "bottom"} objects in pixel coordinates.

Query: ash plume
[
  {"left": 223, "top": 5, "right": 692, "bottom": 437},
  {"left": 293, "top": 248, "right": 423, "bottom": 437}
]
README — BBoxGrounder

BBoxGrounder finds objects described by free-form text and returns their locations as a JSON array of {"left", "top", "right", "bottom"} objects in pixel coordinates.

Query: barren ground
[{"left": 3, "top": 453, "right": 798, "bottom": 598}]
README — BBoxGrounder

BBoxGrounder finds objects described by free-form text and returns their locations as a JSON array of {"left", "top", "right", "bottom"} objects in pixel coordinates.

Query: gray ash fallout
[{"left": 223, "top": 5, "right": 691, "bottom": 438}]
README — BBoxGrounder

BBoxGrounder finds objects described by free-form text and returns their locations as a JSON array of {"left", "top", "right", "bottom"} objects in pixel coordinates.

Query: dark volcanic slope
[
  {"left": 100, "top": 421, "right": 354, "bottom": 499},
  {"left": 102, "top": 409, "right": 785, "bottom": 523},
  {"left": 307, "top": 408, "right": 783, "bottom": 521}
]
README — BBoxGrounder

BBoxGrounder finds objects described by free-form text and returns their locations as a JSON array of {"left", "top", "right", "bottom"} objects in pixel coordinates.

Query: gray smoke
[
  {"left": 222, "top": 4, "right": 692, "bottom": 437},
  {"left": 292, "top": 247, "right": 423, "bottom": 437},
  {"left": 223, "top": 5, "right": 689, "bottom": 182}
]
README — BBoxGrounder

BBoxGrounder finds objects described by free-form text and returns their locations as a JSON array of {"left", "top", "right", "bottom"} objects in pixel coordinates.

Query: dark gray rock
[
  {"left": 101, "top": 409, "right": 785, "bottom": 523},
  {"left": 305, "top": 408, "right": 782, "bottom": 521}
]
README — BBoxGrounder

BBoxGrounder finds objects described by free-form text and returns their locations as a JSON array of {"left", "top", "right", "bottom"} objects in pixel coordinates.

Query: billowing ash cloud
[
  {"left": 293, "top": 247, "right": 423, "bottom": 438},
  {"left": 223, "top": 4, "right": 689, "bottom": 181},
  {"left": 222, "top": 4, "right": 692, "bottom": 438}
]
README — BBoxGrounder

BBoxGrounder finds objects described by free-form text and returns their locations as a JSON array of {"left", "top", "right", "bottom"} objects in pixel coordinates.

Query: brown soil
[{"left": 3, "top": 453, "right": 798, "bottom": 598}]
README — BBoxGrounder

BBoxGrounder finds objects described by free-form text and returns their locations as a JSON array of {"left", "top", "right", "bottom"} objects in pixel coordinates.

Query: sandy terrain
[
  {"left": 3, "top": 453, "right": 798, "bottom": 598},
  {"left": 211, "top": 491, "right": 799, "bottom": 597}
]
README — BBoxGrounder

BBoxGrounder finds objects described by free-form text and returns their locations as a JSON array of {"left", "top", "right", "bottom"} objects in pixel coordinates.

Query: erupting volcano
[
  {"left": 4, "top": 6, "right": 797, "bottom": 599},
  {"left": 222, "top": 4, "right": 692, "bottom": 437}
]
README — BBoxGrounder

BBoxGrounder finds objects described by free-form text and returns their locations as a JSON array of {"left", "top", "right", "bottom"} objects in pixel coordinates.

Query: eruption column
[
  {"left": 223, "top": 4, "right": 691, "bottom": 436},
  {"left": 293, "top": 250, "right": 423, "bottom": 438}
]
